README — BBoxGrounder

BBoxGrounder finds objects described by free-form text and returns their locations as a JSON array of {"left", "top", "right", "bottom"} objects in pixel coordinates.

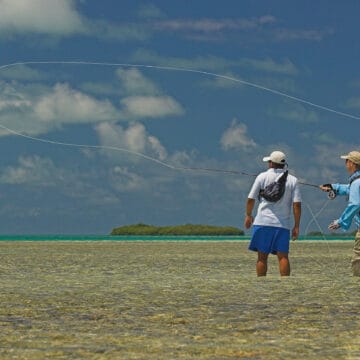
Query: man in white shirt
[{"left": 244, "top": 151, "right": 302, "bottom": 276}]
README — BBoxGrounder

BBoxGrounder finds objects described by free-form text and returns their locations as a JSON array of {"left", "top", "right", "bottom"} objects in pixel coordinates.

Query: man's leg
[
  {"left": 257, "top": 251, "right": 269, "bottom": 276},
  {"left": 351, "top": 230, "right": 360, "bottom": 276},
  {"left": 277, "top": 252, "right": 290, "bottom": 276}
]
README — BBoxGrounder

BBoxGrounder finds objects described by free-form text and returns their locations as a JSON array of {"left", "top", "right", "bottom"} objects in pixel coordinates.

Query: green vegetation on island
[{"left": 111, "top": 223, "right": 244, "bottom": 236}]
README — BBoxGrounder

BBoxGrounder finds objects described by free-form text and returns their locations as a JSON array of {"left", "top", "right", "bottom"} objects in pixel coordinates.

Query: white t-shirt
[{"left": 247, "top": 168, "right": 302, "bottom": 229}]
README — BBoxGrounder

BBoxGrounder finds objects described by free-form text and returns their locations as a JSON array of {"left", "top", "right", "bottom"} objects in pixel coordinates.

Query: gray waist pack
[{"left": 259, "top": 170, "right": 288, "bottom": 202}]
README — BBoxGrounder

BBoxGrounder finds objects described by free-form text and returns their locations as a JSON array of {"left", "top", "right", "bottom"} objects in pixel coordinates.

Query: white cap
[{"left": 263, "top": 151, "right": 286, "bottom": 164}]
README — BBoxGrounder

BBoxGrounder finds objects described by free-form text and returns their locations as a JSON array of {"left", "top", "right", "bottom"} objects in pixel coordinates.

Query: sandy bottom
[{"left": 0, "top": 240, "right": 359, "bottom": 359}]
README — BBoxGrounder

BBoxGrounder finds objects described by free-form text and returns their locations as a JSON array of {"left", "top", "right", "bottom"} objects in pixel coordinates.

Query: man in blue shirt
[{"left": 320, "top": 151, "right": 360, "bottom": 276}]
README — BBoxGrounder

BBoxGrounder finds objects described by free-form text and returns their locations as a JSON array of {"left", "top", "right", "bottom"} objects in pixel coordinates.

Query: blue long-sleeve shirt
[{"left": 332, "top": 170, "right": 360, "bottom": 230}]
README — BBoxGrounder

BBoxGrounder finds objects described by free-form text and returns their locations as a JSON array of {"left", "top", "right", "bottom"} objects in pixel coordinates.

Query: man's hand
[
  {"left": 292, "top": 226, "right": 299, "bottom": 240},
  {"left": 319, "top": 184, "right": 333, "bottom": 192},
  {"left": 244, "top": 215, "right": 253, "bottom": 229},
  {"left": 328, "top": 220, "right": 340, "bottom": 230}
]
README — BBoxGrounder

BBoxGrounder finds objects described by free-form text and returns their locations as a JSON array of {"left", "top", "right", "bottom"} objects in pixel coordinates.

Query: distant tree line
[{"left": 111, "top": 223, "right": 244, "bottom": 236}]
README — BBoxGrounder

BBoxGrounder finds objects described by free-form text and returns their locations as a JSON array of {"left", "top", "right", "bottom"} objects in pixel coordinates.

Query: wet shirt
[
  {"left": 248, "top": 168, "right": 302, "bottom": 230},
  {"left": 332, "top": 170, "right": 360, "bottom": 230}
]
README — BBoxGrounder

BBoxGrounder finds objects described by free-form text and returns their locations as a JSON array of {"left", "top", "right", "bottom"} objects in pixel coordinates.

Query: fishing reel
[
  {"left": 327, "top": 189, "right": 337, "bottom": 200},
  {"left": 322, "top": 184, "right": 337, "bottom": 200}
]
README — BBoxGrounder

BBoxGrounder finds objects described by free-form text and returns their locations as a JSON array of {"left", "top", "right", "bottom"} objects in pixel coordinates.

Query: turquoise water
[{"left": 0, "top": 234, "right": 353, "bottom": 241}]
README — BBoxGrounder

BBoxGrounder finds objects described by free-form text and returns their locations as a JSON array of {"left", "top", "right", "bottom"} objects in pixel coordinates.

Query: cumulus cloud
[
  {"left": 0, "top": 0, "right": 149, "bottom": 41},
  {"left": 34, "top": 83, "right": 119, "bottom": 124},
  {"left": 110, "top": 166, "right": 147, "bottom": 192},
  {"left": 95, "top": 122, "right": 168, "bottom": 161},
  {"left": 0, "top": 74, "right": 185, "bottom": 138},
  {"left": 0, "top": 155, "right": 60, "bottom": 185},
  {"left": 268, "top": 103, "right": 319, "bottom": 123},
  {"left": 0, "top": 82, "right": 121, "bottom": 136},
  {"left": 116, "top": 68, "right": 161, "bottom": 96},
  {"left": 220, "top": 119, "right": 257, "bottom": 151},
  {"left": 0, "top": 154, "right": 121, "bottom": 206},
  {"left": 0, "top": 0, "right": 85, "bottom": 36},
  {"left": 0, "top": 82, "right": 32, "bottom": 110},
  {"left": 137, "top": 4, "right": 166, "bottom": 19},
  {"left": 0, "top": 64, "right": 46, "bottom": 81},
  {"left": 120, "top": 95, "right": 184, "bottom": 119},
  {"left": 0, "top": 2, "right": 333, "bottom": 47}
]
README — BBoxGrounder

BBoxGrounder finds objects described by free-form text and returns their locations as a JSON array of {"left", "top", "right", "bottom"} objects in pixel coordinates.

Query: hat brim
[
  {"left": 263, "top": 156, "right": 271, "bottom": 162},
  {"left": 340, "top": 155, "right": 349, "bottom": 160}
]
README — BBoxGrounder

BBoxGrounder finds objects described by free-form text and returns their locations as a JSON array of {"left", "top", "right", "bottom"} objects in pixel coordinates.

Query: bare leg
[
  {"left": 257, "top": 251, "right": 268, "bottom": 276},
  {"left": 277, "top": 252, "right": 290, "bottom": 276},
  {"left": 351, "top": 231, "right": 360, "bottom": 276}
]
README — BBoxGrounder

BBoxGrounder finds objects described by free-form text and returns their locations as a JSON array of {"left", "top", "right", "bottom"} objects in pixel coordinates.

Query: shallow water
[{"left": 0, "top": 241, "right": 359, "bottom": 359}]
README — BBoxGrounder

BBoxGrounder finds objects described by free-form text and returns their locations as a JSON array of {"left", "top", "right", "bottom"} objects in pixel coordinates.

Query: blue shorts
[{"left": 248, "top": 225, "right": 290, "bottom": 255}]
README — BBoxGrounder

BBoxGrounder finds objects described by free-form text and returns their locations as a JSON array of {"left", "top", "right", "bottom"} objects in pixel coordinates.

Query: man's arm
[
  {"left": 244, "top": 198, "right": 255, "bottom": 229},
  {"left": 292, "top": 202, "right": 301, "bottom": 240}
]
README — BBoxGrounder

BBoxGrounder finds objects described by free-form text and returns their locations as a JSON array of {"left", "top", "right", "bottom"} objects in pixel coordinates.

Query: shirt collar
[{"left": 349, "top": 170, "right": 360, "bottom": 183}]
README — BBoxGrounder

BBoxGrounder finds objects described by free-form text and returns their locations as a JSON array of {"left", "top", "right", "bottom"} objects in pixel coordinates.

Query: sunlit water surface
[{"left": 0, "top": 240, "right": 358, "bottom": 359}]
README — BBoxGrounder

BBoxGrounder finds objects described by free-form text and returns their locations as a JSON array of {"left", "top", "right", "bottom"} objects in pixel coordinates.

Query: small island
[{"left": 111, "top": 223, "right": 244, "bottom": 236}]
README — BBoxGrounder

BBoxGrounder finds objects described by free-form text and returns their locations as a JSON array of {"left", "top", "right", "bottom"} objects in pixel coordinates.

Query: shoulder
[
  {"left": 254, "top": 170, "right": 269, "bottom": 181},
  {"left": 286, "top": 173, "right": 300, "bottom": 186},
  {"left": 287, "top": 173, "right": 297, "bottom": 180},
  {"left": 351, "top": 178, "right": 360, "bottom": 190}
]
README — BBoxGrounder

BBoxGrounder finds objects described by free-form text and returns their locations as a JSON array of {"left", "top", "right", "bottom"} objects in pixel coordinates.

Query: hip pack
[{"left": 258, "top": 170, "right": 288, "bottom": 203}]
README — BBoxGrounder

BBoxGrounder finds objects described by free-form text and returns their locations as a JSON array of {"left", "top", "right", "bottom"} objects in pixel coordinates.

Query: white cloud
[
  {"left": 34, "top": 83, "right": 119, "bottom": 124},
  {"left": 0, "top": 0, "right": 148, "bottom": 41},
  {"left": 239, "top": 57, "right": 298, "bottom": 75},
  {"left": 0, "top": 154, "right": 121, "bottom": 205},
  {"left": 0, "top": 155, "right": 59, "bottom": 185},
  {"left": 131, "top": 49, "right": 299, "bottom": 78},
  {"left": 116, "top": 68, "right": 160, "bottom": 96},
  {"left": 120, "top": 95, "right": 184, "bottom": 119},
  {"left": 95, "top": 122, "right": 168, "bottom": 161},
  {"left": 154, "top": 16, "right": 276, "bottom": 33},
  {"left": 268, "top": 103, "right": 319, "bottom": 123},
  {"left": 137, "top": 4, "right": 166, "bottom": 19},
  {"left": 0, "top": 77, "right": 185, "bottom": 138},
  {"left": 0, "top": 82, "right": 32, "bottom": 110},
  {"left": 152, "top": 15, "right": 332, "bottom": 44},
  {"left": 0, "top": 64, "right": 45, "bottom": 81},
  {"left": 110, "top": 166, "right": 147, "bottom": 192},
  {"left": 0, "top": 82, "right": 121, "bottom": 136},
  {"left": 113, "top": 68, "right": 185, "bottom": 121},
  {"left": 220, "top": 119, "right": 257, "bottom": 151},
  {"left": 274, "top": 28, "right": 334, "bottom": 42},
  {"left": 0, "top": 0, "right": 85, "bottom": 35},
  {"left": 85, "top": 19, "right": 149, "bottom": 41}
]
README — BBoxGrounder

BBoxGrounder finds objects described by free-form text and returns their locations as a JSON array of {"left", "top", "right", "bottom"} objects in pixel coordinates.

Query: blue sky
[{"left": 0, "top": 0, "right": 359, "bottom": 234}]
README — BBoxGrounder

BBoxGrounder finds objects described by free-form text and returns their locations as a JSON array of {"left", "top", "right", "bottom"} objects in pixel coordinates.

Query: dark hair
[{"left": 270, "top": 161, "right": 286, "bottom": 169}]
